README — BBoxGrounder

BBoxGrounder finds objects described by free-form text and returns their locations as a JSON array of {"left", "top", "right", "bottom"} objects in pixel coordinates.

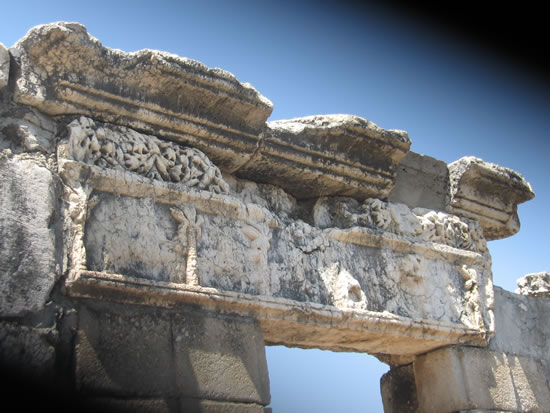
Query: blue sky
[{"left": 2, "top": 1, "right": 548, "bottom": 412}]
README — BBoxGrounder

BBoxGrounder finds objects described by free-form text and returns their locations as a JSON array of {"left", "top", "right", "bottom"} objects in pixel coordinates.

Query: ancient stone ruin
[{"left": 1, "top": 22, "right": 549, "bottom": 412}]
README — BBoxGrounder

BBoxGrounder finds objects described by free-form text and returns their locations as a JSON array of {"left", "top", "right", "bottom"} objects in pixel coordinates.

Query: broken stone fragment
[
  {"left": 0, "top": 42, "right": 9, "bottom": 89},
  {"left": 448, "top": 156, "right": 534, "bottom": 240},
  {"left": 11, "top": 22, "right": 273, "bottom": 171},
  {"left": 516, "top": 272, "right": 550, "bottom": 298},
  {"left": 236, "top": 114, "right": 411, "bottom": 200}
]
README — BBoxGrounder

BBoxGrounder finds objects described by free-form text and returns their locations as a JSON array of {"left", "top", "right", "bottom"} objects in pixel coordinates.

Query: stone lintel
[
  {"left": 516, "top": 272, "right": 550, "bottom": 298},
  {"left": 236, "top": 115, "right": 411, "bottom": 200},
  {"left": 448, "top": 156, "right": 535, "bottom": 240},
  {"left": 66, "top": 270, "right": 488, "bottom": 356},
  {"left": 11, "top": 22, "right": 273, "bottom": 172},
  {"left": 0, "top": 42, "right": 9, "bottom": 90}
]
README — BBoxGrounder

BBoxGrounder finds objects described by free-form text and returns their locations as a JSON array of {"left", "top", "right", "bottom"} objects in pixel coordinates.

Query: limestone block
[
  {"left": 236, "top": 114, "right": 410, "bottom": 200},
  {"left": 380, "top": 364, "right": 418, "bottom": 413},
  {"left": 414, "top": 346, "right": 550, "bottom": 413},
  {"left": 0, "top": 42, "right": 8, "bottom": 89},
  {"left": 180, "top": 399, "right": 266, "bottom": 413},
  {"left": 82, "top": 397, "right": 179, "bottom": 413},
  {"left": 516, "top": 272, "right": 550, "bottom": 298},
  {"left": 448, "top": 156, "right": 534, "bottom": 240},
  {"left": 0, "top": 101, "right": 57, "bottom": 152},
  {"left": 171, "top": 311, "right": 271, "bottom": 405},
  {"left": 11, "top": 22, "right": 272, "bottom": 171},
  {"left": 388, "top": 151, "right": 449, "bottom": 211},
  {"left": 75, "top": 302, "right": 177, "bottom": 397},
  {"left": 75, "top": 302, "right": 270, "bottom": 405},
  {"left": 0, "top": 322, "right": 56, "bottom": 381},
  {"left": 0, "top": 154, "right": 56, "bottom": 316},
  {"left": 490, "top": 287, "right": 550, "bottom": 361}
]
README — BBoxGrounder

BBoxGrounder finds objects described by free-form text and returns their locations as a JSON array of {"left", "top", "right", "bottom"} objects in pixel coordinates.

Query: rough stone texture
[
  {"left": 380, "top": 364, "right": 418, "bottom": 413},
  {"left": 415, "top": 346, "right": 550, "bottom": 413},
  {"left": 516, "top": 272, "right": 550, "bottom": 298},
  {"left": 0, "top": 100, "right": 57, "bottom": 153},
  {"left": 489, "top": 287, "right": 550, "bottom": 371},
  {"left": 0, "top": 42, "right": 8, "bottom": 89},
  {"left": 11, "top": 22, "right": 273, "bottom": 172},
  {"left": 237, "top": 114, "right": 411, "bottom": 200},
  {"left": 2, "top": 21, "right": 547, "bottom": 413},
  {"left": 180, "top": 399, "right": 267, "bottom": 413},
  {"left": 0, "top": 321, "right": 56, "bottom": 381},
  {"left": 75, "top": 301, "right": 270, "bottom": 405},
  {"left": 414, "top": 288, "right": 550, "bottom": 413},
  {"left": 448, "top": 156, "right": 535, "bottom": 240},
  {"left": 59, "top": 119, "right": 495, "bottom": 355},
  {"left": 0, "top": 153, "right": 56, "bottom": 316},
  {"left": 388, "top": 151, "right": 449, "bottom": 211}
]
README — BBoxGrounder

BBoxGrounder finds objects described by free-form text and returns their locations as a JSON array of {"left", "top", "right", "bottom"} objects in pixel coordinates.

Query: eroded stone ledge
[
  {"left": 11, "top": 22, "right": 273, "bottom": 172},
  {"left": 236, "top": 115, "right": 411, "bottom": 200},
  {"left": 448, "top": 156, "right": 535, "bottom": 240},
  {"left": 0, "top": 42, "right": 8, "bottom": 90}
]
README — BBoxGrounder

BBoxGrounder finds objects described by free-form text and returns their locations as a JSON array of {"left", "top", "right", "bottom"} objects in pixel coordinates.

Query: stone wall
[{"left": 1, "top": 22, "right": 548, "bottom": 413}]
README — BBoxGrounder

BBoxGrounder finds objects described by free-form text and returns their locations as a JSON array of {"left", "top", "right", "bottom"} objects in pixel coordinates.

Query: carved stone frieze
[
  {"left": 313, "top": 197, "right": 487, "bottom": 253},
  {"left": 61, "top": 153, "right": 495, "bottom": 355},
  {"left": 61, "top": 116, "right": 230, "bottom": 194},
  {"left": 448, "top": 156, "right": 535, "bottom": 240}
]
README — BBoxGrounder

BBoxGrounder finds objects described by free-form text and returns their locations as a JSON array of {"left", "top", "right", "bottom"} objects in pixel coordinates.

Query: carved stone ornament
[
  {"left": 448, "top": 156, "right": 535, "bottom": 240},
  {"left": 62, "top": 116, "right": 229, "bottom": 194},
  {"left": 313, "top": 197, "right": 487, "bottom": 253}
]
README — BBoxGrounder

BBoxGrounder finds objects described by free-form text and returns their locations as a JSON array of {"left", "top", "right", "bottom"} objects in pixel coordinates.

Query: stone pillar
[
  {"left": 410, "top": 286, "right": 550, "bottom": 413},
  {"left": 380, "top": 364, "right": 418, "bottom": 413},
  {"left": 74, "top": 300, "right": 271, "bottom": 413}
]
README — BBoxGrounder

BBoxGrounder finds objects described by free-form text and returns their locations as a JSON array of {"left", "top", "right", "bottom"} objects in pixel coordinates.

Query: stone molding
[
  {"left": 237, "top": 115, "right": 411, "bottom": 200},
  {"left": 12, "top": 22, "right": 411, "bottom": 201},
  {"left": 448, "top": 156, "right": 535, "bottom": 240},
  {"left": 12, "top": 22, "right": 273, "bottom": 172}
]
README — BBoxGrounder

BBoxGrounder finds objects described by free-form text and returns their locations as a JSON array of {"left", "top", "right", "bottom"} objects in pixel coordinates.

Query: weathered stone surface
[
  {"left": 75, "top": 302, "right": 176, "bottom": 397},
  {"left": 414, "top": 346, "right": 550, "bottom": 413},
  {"left": 388, "top": 151, "right": 449, "bottom": 211},
  {"left": 11, "top": 22, "right": 273, "bottom": 171},
  {"left": 180, "top": 399, "right": 266, "bottom": 413},
  {"left": 60, "top": 119, "right": 495, "bottom": 356},
  {"left": 0, "top": 101, "right": 57, "bottom": 152},
  {"left": 516, "top": 272, "right": 550, "bottom": 298},
  {"left": 490, "top": 287, "right": 550, "bottom": 364},
  {"left": 61, "top": 116, "right": 229, "bottom": 194},
  {"left": 171, "top": 311, "right": 270, "bottom": 404},
  {"left": 0, "top": 42, "right": 8, "bottom": 89},
  {"left": 0, "top": 154, "right": 56, "bottom": 316},
  {"left": 75, "top": 302, "right": 270, "bottom": 404},
  {"left": 448, "top": 156, "right": 535, "bottom": 240},
  {"left": 237, "top": 114, "right": 410, "bottom": 200},
  {"left": 380, "top": 364, "right": 418, "bottom": 413},
  {"left": 82, "top": 397, "right": 179, "bottom": 413},
  {"left": 0, "top": 322, "right": 56, "bottom": 380}
]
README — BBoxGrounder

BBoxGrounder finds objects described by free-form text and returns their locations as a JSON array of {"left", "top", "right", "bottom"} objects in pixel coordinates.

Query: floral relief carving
[{"left": 66, "top": 116, "right": 230, "bottom": 194}]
